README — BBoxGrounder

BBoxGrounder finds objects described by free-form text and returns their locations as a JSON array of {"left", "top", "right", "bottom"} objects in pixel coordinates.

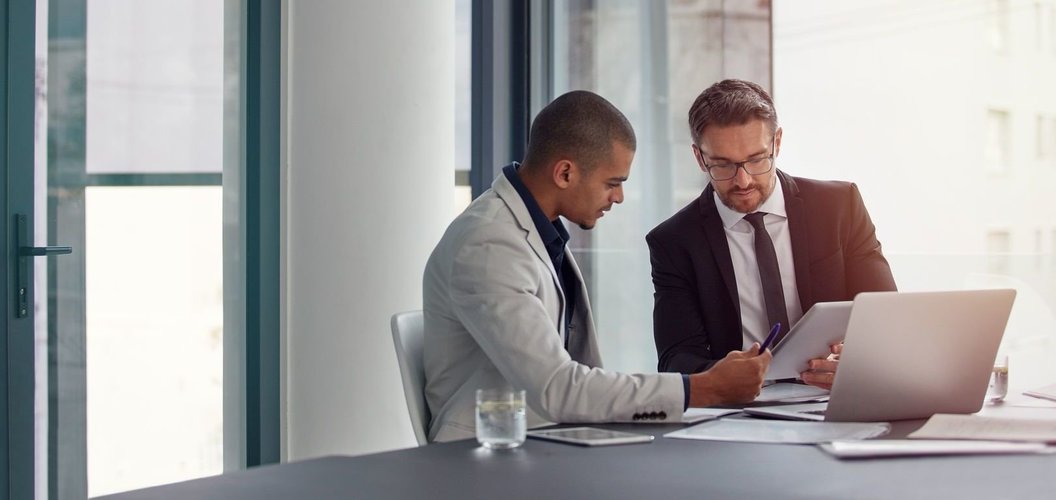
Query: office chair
[{"left": 390, "top": 310, "right": 431, "bottom": 446}]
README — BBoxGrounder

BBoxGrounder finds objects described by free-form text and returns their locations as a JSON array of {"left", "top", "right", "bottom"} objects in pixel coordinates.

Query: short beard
[{"left": 717, "top": 176, "right": 775, "bottom": 213}]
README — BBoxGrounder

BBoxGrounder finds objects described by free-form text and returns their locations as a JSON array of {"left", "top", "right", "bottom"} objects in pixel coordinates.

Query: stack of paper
[
  {"left": 755, "top": 382, "right": 830, "bottom": 403},
  {"left": 908, "top": 414, "right": 1056, "bottom": 442},
  {"left": 819, "top": 439, "right": 1051, "bottom": 459},
  {"left": 681, "top": 408, "right": 741, "bottom": 424},
  {"left": 665, "top": 418, "right": 889, "bottom": 444},
  {"left": 1024, "top": 383, "right": 1056, "bottom": 403}
]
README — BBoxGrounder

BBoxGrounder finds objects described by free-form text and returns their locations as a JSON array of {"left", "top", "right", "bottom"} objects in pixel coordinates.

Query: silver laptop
[{"left": 745, "top": 289, "right": 1016, "bottom": 422}]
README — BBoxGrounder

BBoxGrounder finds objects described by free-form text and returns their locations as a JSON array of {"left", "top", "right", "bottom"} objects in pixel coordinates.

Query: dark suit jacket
[{"left": 646, "top": 170, "right": 897, "bottom": 374}]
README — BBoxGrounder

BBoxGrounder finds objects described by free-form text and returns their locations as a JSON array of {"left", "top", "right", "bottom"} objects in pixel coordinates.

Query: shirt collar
[
  {"left": 713, "top": 174, "right": 788, "bottom": 230},
  {"left": 502, "top": 163, "right": 570, "bottom": 255}
]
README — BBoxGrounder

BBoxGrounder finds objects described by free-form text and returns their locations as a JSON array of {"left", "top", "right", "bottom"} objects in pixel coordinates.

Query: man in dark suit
[{"left": 647, "top": 79, "right": 896, "bottom": 389}]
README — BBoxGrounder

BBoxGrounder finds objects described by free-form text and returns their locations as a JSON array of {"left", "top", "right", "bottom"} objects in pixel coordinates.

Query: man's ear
[
  {"left": 773, "top": 127, "right": 783, "bottom": 157},
  {"left": 552, "top": 159, "right": 575, "bottom": 189},
  {"left": 692, "top": 145, "right": 707, "bottom": 174}
]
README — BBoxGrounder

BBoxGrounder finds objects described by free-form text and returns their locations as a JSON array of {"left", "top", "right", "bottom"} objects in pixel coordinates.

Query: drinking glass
[
  {"left": 986, "top": 355, "right": 1009, "bottom": 403},
  {"left": 475, "top": 389, "right": 526, "bottom": 449}
]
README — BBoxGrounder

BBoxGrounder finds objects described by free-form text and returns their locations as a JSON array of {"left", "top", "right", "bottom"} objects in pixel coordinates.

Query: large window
[
  {"left": 85, "top": 1, "right": 224, "bottom": 495},
  {"left": 773, "top": 0, "right": 1056, "bottom": 391},
  {"left": 549, "top": 0, "right": 770, "bottom": 373},
  {"left": 985, "top": 109, "right": 1011, "bottom": 175},
  {"left": 540, "top": 0, "right": 1055, "bottom": 390},
  {"left": 34, "top": 0, "right": 226, "bottom": 497}
]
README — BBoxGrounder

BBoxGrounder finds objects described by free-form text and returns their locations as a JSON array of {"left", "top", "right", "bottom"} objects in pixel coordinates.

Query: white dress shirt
[{"left": 713, "top": 179, "right": 804, "bottom": 348}]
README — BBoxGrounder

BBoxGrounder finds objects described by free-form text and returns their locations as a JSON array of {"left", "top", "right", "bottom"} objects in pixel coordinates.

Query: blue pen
[{"left": 759, "top": 322, "right": 782, "bottom": 353}]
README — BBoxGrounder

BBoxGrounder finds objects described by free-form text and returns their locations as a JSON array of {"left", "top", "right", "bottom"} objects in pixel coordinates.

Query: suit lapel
[
  {"left": 491, "top": 173, "right": 567, "bottom": 328},
  {"left": 563, "top": 250, "right": 601, "bottom": 366},
  {"left": 699, "top": 187, "right": 740, "bottom": 319},
  {"left": 492, "top": 174, "right": 561, "bottom": 282},
  {"left": 780, "top": 170, "right": 813, "bottom": 309}
]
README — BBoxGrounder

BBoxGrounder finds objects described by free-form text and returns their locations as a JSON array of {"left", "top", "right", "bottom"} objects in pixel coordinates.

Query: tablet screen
[{"left": 766, "top": 301, "right": 852, "bottom": 380}]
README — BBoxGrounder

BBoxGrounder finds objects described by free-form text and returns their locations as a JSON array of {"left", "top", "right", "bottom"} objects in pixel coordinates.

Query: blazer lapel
[
  {"left": 699, "top": 187, "right": 740, "bottom": 318},
  {"left": 491, "top": 173, "right": 567, "bottom": 326},
  {"left": 563, "top": 250, "right": 601, "bottom": 366},
  {"left": 492, "top": 174, "right": 561, "bottom": 280},
  {"left": 780, "top": 170, "right": 813, "bottom": 309}
]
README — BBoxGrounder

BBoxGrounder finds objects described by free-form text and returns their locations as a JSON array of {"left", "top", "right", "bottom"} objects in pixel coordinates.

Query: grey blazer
[{"left": 423, "top": 173, "right": 684, "bottom": 442}]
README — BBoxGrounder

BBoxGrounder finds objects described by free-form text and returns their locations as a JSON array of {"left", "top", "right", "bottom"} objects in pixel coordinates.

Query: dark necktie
[{"left": 743, "top": 212, "right": 790, "bottom": 344}]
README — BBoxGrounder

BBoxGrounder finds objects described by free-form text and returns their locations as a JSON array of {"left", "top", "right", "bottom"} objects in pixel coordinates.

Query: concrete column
[{"left": 284, "top": 0, "right": 454, "bottom": 458}]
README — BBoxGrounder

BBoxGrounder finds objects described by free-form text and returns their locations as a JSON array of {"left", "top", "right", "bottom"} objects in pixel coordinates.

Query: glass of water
[
  {"left": 475, "top": 388, "right": 526, "bottom": 449},
  {"left": 986, "top": 355, "right": 1009, "bottom": 403}
]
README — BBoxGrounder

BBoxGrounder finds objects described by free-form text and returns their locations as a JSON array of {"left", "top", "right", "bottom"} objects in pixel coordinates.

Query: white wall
[{"left": 284, "top": 0, "right": 454, "bottom": 458}]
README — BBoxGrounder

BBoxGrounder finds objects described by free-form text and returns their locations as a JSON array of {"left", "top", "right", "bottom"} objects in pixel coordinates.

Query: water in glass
[
  {"left": 475, "top": 389, "right": 526, "bottom": 449},
  {"left": 986, "top": 355, "right": 1009, "bottom": 403}
]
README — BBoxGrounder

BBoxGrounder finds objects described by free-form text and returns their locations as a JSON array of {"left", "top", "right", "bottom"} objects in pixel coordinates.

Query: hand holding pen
[{"left": 759, "top": 322, "right": 781, "bottom": 354}]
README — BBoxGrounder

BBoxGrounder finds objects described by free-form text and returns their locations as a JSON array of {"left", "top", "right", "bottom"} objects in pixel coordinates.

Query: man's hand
[
  {"left": 800, "top": 342, "right": 841, "bottom": 390},
  {"left": 687, "top": 344, "right": 772, "bottom": 407}
]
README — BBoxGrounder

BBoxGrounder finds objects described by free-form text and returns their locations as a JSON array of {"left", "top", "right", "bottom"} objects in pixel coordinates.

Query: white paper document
[
  {"left": 908, "top": 414, "right": 1056, "bottom": 442},
  {"left": 681, "top": 408, "right": 741, "bottom": 424},
  {"left": 1024, "top": 383, "right": 1056, "bottom": 403},
  {"left": 818, "top": 439, "right": 1052, "bottom": 459},
  {"left": 754, "top": 382, "right": 830, "bottom": 403},
  {"left": 665, "top": 418, "right": 889, "bottom": 444}
]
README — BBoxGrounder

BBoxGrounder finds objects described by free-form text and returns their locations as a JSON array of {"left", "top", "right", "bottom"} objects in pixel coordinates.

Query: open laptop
[{"left": 745, "top": 289, "right": 1016, "bottom": 422}]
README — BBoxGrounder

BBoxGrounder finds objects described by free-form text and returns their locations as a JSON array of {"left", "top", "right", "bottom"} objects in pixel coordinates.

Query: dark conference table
[{"left": 98, "top": 416, "right": 1055, "bottom": 500}]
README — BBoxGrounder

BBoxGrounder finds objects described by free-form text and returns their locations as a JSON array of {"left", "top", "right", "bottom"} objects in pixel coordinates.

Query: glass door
[
  {"left": 79, "top": 1, "right": 224, "bottom": 495},
  {"left": 3, "top": 1, "right": 49, "bottom": 499},
  {"left": 4, "top": 1, "right": 230, "bottom": 498}
]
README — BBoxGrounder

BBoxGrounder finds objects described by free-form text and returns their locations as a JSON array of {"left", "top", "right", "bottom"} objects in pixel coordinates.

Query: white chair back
[{"left": 390, "top": 311, "right": 430, "bottom": 446}]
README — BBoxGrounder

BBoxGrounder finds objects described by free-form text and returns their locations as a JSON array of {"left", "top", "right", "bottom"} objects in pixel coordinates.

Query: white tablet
[
  {"left": 765, "top": 301, "right": 853, "bottom": 380},
  {"left": 526, "top": 427, "right": 655, "bottom": 446}
]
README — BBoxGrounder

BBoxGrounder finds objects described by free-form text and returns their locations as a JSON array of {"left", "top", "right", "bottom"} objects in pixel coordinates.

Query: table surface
[{"left": 98, "top": 396, "right": 1056, "bottom": 500}]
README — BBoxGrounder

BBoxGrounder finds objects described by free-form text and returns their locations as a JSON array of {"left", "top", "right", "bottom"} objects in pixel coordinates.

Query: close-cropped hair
[
  {"left": 687, "top": 79, "right": 778, "bottom": 145},
  {"left": 522, "top": 90, "right": 636, "bottom": 171}
]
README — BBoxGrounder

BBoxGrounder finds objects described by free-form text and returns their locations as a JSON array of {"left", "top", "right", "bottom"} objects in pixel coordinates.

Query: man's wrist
[
  {"left": 681, "top": 374, "right": 691, "bottom": 411},
  {"left": 687, "top": 372, "right": 719, "bottom": 407}
]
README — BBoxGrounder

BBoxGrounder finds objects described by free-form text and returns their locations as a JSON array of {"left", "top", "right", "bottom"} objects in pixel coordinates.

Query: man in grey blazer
[{"left": 423, "top": 91, "right": 771, "bottom": 443}]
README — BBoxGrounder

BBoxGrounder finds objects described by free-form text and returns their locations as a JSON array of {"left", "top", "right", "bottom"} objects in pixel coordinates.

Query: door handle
[
  {"left": 14, "top": 214, "right": 73, "bottom": 318},
  {"left": 20, "top": 246, "right": 73, "bottom": 256}
]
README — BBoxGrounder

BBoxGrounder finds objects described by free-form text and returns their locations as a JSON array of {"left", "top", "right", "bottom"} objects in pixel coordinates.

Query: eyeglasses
[{"left": 697, "top": 139, "right": 776, "bottom": 181}]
